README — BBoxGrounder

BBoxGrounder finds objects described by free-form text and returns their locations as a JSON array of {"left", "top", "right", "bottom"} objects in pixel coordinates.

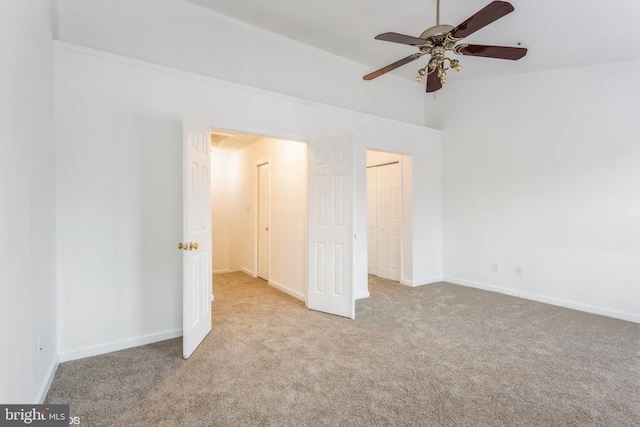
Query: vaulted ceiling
[{"left": 187, "top": 0, "right": 640, "bottom": 82}]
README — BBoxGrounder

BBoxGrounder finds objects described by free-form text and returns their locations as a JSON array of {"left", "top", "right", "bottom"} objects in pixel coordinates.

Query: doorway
[{"left": 209, "top": 132, "right": 309, "bottom": 302}]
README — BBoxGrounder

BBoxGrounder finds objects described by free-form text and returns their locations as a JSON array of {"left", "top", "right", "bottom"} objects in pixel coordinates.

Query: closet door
[{"left": 376, "top": 163, "right": 400, "bottom": 281}]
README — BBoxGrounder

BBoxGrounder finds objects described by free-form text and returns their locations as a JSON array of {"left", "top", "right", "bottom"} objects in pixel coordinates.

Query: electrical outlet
[
  {"left": 492, "top": 263, "right": 499, "bottom": 272},
  {"left": 516, "top": 266, "right": 523, "bottom": 276}
]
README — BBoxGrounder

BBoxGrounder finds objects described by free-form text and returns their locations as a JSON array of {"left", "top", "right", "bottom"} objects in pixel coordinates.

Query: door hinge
[{"left": 354, "top": 233, "right": 357, "bottom": 239}]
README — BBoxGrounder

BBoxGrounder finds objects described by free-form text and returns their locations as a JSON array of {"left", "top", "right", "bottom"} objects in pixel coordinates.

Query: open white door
[
  {"left": 182, "top": 115, "right": 212, "bottom": 359},
  {"left": 366, "top": 167, "right": 377, "bottom": 275},
  {"left": 307, "top": 135, "right": 355, "bottom": 319}
]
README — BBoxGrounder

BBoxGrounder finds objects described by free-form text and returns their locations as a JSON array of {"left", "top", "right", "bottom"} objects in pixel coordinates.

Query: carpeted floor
[{"left": 45, "top": 272, "right": 640, "bottom": 426}]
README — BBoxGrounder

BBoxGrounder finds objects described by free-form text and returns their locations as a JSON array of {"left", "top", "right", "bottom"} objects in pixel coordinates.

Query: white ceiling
[
  {"left": 187, "top": 0, "right": 640, "bottom": 82},
  {"left": 210, "top": 130, "right": 263, "bottom": 152}
]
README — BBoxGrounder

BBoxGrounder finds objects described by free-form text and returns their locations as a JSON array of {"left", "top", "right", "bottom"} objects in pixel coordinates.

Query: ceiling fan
[{"left": 363, "top": 0, "right": 527, "bottom": 92}]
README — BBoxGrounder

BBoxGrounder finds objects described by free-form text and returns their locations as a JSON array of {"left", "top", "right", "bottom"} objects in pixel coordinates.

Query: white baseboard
[
  {"left": 444, "top": 276, "right": 520, "bottom": 297},
  {"left": 58, "top": 328, "right": 183, "bottom": 363},
  {"left": 240, "top": 267, "right": 255, "bottom": 277},
  {"left": 213, "top": 269, "right": 230, "bottom": 274},
  {"left": 268, "top": 279, "right": 305, "bottom": 302},
  {"left": 355, "top": 291, "right": 370, "bottom": 299},
  {"left": 36, "top": 356, "right": 60, "bottom": 403},
  {"left": 401, "top": 276, "right": 442, "bottom": 287},
  {"left": 519, "top": 291, "right": 640, "bottom": 324},
  {"left": 444, "top": 277, "right": 639, "bottom": 324}
]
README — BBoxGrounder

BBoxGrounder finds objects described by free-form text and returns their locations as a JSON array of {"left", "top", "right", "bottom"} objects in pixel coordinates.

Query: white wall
[
  {"left": 440, "top": 60, "right": 640, "bottom": 322},
  {"left": 0, "top": 0, "right": 58, "bottom": 403},
  {"left": 226, "top": 138, "right": 308, "bottom": 300},
  {"left": 211, "top": 149, "right": 230, "bottom": 273},
  {"left": 56, "top": 0, "right": 425, "bottom": 126},
  {"left": 54, "top": 42, "right": 442, "bottom": 359}
]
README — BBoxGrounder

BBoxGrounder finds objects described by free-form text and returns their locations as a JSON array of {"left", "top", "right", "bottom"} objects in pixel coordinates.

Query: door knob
[
  {"left": 178, "top": 242, "right": 188, "bottom": 250},
  {"left": 189, "top": 242, "right": 198, "bottom": 250}
]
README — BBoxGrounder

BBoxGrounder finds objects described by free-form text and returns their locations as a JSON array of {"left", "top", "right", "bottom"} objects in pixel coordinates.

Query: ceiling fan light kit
[{"left": 363, "top": 0, "right": 528, "bottom": 93}]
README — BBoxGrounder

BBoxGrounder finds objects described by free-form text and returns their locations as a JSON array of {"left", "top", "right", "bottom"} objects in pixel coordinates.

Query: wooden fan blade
[
  {"left": 375, "top": 32, "right": 428, "bottom": 46},
  {"left": 363, "top": 54, "right": 421, "bottom": 80},
  {"left": 426, "top": 70, "right": 442, "bottom": 93},
  {"left": 457, "top": 44, "right": 527, "bottom": 60},
  {"left": 450, "top": 1, "right": 514, "bottom": 39}
]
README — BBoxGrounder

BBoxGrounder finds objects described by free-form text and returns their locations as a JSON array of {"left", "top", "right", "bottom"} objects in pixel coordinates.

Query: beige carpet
[{"left": 46, "top": 272, "right": 640, "bottom": 426}]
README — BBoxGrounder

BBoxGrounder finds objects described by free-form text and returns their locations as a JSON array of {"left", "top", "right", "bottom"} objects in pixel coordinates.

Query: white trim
[
  {"left": 401, "top": 276, "right": 442, "bottom": 287},
  {"left": 36, "top": 356, "right": 59, "bottom": 404},
  {"left": 268, "top": 280, "right": 305, "bottom": 302},
  {"left": 444, "top": 276, "right": 520, "bottom": 297},
  {"left": 58, "top": 329, "right": 183, "bottom": 363},
  {"left": 241, "top": 266, "right": 255, "bottom": 277},
  {"left": 443, "top": 277, "right": 640, "bottom": 324},
  {"left": 519, "top": 292, "right": 640, "bottom": 324},
  {"left": 213, "top": 269, "right": 230, "bottom": 274},
  {"left": 52, "top": 41, "right": 438, "bottom": 135},
  {"left": 355, "top": 291, "right": 370, "bottom": 299}
]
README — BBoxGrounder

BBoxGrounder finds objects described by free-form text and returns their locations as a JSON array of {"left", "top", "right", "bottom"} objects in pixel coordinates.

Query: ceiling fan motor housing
[{"left": 419, "top": 24, "right": 454, "bottom": 41}]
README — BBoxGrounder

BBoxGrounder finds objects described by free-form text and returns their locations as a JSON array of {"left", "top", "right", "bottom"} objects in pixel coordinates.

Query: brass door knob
[
  {"left": 189, "top": 242, "right": 199, "bottom": 251},
  {"left": 178, "top": 242, "right": 186, "bottom": 250}
]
